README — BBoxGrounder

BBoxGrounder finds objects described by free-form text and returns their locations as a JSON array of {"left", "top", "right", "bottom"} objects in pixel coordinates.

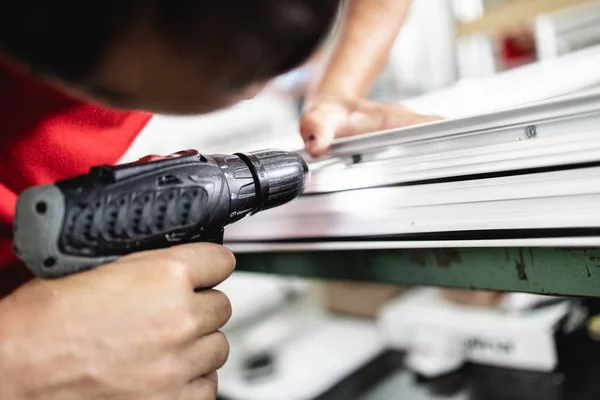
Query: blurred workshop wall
[
  {"left": 454, "top": 0, "right": 598, "bottom": 78},
  {"left": 534, "top": 1, "right": 600, "bottom": 60},
  {"left": 374, "top": 0, "right": 600, "bottom": 100},
  {"left": 457, "top": 0, "right": 590, "bottom": 36},
  {"left": 320, "top": 281, "right": 409, "bottom": 319}
]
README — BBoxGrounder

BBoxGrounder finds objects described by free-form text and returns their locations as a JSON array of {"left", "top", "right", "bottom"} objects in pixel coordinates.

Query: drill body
[{"left": 12, "top": 149, "right": 308, "bottom": 278}]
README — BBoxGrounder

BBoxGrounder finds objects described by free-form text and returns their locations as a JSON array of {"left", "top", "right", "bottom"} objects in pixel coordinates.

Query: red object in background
[
  {"left": 0, "top": 59, "right": 152, "bottom": 297},
  {"left": 498, "top": 29, "right": 537, "bottom": 70},
  {"left": 502, "top": 36, "right": 530, "bottom": 60}
]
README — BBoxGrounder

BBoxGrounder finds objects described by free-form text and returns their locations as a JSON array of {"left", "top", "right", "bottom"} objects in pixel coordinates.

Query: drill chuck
[
  {"left": 233, "top": 150, "right": 309, "bottom": 215},
  {"left": 12, "top": 149, "right": 309, "bottom": 278}
]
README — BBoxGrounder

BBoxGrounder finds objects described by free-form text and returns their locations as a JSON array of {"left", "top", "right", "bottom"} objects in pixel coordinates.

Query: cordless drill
[{"left": 12, "top": 149, "right": 309, "bottom": 278}]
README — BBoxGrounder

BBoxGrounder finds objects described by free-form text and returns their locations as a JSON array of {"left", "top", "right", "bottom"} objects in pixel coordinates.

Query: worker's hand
[
  {"left": 0, "top": 243, "right": 235, "bottom": 400},
  {"left": 300, "top": 97, "right": 443, "bottom": 157}
]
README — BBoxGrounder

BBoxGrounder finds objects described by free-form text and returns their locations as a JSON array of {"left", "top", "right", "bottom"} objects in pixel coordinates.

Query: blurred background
[{"left": 120, "top": 0, "right": 600, "bottom": 399}]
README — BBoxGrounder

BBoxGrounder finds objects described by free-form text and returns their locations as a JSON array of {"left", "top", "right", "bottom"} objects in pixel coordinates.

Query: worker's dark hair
[{"left": 0, "top": 0, "right": 341, "bottom": 83}]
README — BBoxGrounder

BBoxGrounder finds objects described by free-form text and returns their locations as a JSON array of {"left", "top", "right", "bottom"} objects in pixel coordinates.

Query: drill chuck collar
[{"left": 12, "top": 149, "right": 309, "bottom": 278}]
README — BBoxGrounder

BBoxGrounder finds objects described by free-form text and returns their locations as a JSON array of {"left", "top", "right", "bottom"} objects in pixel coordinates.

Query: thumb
[{"left": 300, "top": 102, "right": 348, "bottom": 157}]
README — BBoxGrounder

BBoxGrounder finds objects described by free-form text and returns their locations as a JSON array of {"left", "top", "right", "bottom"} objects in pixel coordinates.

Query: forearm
[
  {"left": 308, "top": 0, "right": 412, "bottom": 100},
  {"left": 0, "top": 300, "right": 26, "bottom": 399}
]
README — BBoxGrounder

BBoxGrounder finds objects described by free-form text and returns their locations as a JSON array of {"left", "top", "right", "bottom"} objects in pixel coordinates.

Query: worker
[{"left": 0, "top": 1, "right": 436, "bottom": 398}]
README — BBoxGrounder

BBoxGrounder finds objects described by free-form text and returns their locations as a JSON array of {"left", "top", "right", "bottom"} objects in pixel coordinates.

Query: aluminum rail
[
  {"left": 225, "top": 89, "right": 600, "bottom": 249},
  {"left": 298, "top": 88, "right": 600, "bottom": 165},
  {"left": 303, "top": 109, "right": 600, "bottom": 194}
]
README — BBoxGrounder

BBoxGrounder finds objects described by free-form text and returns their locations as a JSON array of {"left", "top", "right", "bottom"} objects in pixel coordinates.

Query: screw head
[
  {"left": 526, "top": 125, "right": 537, "bottom": 138},
  {"left": 43, "top": 257, "right": 56, "bottom": 268},
  {"left": 35, "top": 201, "right": 47, "bottom": 214}
]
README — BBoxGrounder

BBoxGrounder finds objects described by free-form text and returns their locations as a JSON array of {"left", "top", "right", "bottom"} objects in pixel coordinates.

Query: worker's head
[{"left": 0, "top": 0, "right": 341, "bottom": 114}]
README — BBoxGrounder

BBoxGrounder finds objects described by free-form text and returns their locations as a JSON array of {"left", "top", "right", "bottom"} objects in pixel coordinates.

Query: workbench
[{"left": 234, "top": 247, "right": 600, "bottom": 297}]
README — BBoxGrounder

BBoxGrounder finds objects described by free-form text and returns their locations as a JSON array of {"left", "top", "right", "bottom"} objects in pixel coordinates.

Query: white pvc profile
[
  {"left": 302, "top": 88, "right": 600, "bottom": 163},
  {"left": 227, "top": 238, "right": 600, "bottom": 252},
  {"left": 305, "top": 117, "right": 600, "bottom": 193},
  {"left": 225, "top": 167, "right": 600, "bottom": 243},
  {"left": 225, "top": 90, "right": 600, "bottom": 248}
]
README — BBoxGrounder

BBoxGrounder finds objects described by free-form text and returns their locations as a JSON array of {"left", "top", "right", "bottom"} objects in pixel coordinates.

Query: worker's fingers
[
  {"left": 300, "top": 98, "right": 444, "bottom": 157},
  {"left": 378, "top": 103, "right": 445, "bottom": 130},
  {"left": 121, "top": 243, "right": 236, "bottom": 289},
  {"left": 191, "top": 289, "right": 232, "bottom": 335},
  {"left": 166, "top": 244, "right": 236, "bottom": 289},
  {"left": 335, "top": 100, "right": 388, "bottom": 138},
  {"left": 181, "top": 331, "right": 230, "bottom": 381},
  {"left": 179, "top": 372, "right": 219, "bottom": 400},
  {"left": 300, "top": 101, "right": 348, "bottom": 157},
  {"left": 337, "top": 101, "right": 443, "bottom": 138}
]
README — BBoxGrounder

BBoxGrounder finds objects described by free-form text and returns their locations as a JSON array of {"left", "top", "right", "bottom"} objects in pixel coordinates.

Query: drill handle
[{"left": 12, "top": 151, "right": 236, "bottom": 278}]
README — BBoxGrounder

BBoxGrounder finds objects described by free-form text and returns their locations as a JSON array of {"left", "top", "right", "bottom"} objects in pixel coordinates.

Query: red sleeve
[{"left": 0, "top": 59, "right": 152, "bottom": 297}]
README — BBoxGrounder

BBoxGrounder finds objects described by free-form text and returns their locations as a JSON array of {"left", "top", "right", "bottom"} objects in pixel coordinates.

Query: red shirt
[{"left": 0, "top": 60, "right": 152, "bottom": 297}]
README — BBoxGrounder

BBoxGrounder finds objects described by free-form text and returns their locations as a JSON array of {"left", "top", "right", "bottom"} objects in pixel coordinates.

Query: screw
[
  {"left": 35, "top": 201, "right": 47, "bottom": 214},
  {"left": 526, "top": 125, "right": 537, "bottom": 138}
]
